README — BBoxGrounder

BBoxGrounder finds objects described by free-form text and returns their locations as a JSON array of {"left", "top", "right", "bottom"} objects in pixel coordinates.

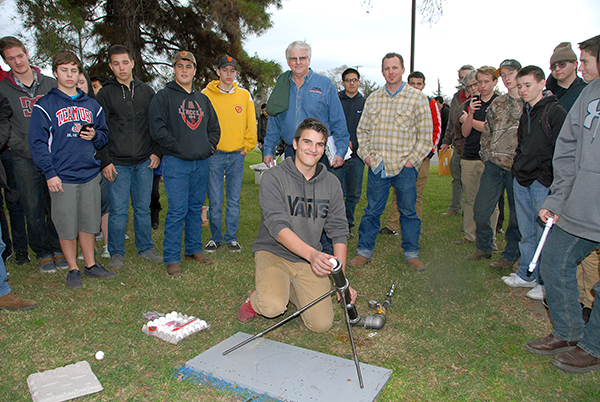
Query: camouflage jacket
[{"left": 479, "top": 94, "right": 523, "bottom": 170}]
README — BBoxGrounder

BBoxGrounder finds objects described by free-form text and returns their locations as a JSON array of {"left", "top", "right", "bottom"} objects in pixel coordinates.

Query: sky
[{"left": 1, "top": 0, "right": 599, "bottom": 98}]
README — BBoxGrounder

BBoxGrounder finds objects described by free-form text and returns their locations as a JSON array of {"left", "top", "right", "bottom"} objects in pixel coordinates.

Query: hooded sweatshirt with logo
[
  {"left": 0, "top": 67, "right": 56, "bottom": 159},
  {"left": 252, "top": 157, "right": 349, "bottom": 263},
  {"left": 202, "top": 81, "right": 257, "bottom": 154},
  {"left": 149, "top": 81, "right": 220, "bottom": 161},
  {"left": 28, "top": 87, "right": 108, "bottom": 183}
]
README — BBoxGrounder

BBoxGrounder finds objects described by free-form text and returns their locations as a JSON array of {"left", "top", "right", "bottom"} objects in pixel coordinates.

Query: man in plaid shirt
[{"left": 348, "top": 53, "right": 433, "bottom": 270}]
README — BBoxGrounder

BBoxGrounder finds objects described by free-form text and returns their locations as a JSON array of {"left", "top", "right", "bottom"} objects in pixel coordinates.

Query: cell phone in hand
[
  {"left": 472, "top": 95, "right": 481, "bottom": 103},
  {"left": 78, "top": 123, "right": 94, "bottom": 137}
]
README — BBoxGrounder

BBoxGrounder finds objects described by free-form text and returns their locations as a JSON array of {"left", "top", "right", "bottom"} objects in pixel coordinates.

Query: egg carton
[{"left": 142, "top": 311, "right": 210, "bottom": 344}]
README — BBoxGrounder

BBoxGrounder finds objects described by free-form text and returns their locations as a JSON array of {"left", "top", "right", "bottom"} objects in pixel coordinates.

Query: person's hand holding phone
[{"left": 79, "top": 123, "right": 95, "bottom": 141}]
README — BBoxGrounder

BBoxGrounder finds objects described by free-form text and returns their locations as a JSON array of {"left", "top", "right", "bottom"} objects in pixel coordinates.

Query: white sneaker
[
  {"left": 101, "top": 245, "right": 110, "bottom": 259},
  {"left": 77, "top": 253, "right": 84, "bottom": 261},
  {"left": 526, "top": 284, "right": 546, "bottom": 300},
  {"left": 501, "top": 273, "right": 517, "bottom": 281},
  {"left": 503, "top": 274, "right": 537, "bottom": 288}
]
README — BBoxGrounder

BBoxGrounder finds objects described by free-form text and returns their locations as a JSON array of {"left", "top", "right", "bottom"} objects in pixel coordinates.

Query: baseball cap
[
  {"left": 173, "top": 51, "right": 197, "bottom": 67},
  {"left": 217, "top": 56, "right": 237, "bottom": 69},
  {"left": 496, "top": 59, "right": 521, "bottom": 75}
]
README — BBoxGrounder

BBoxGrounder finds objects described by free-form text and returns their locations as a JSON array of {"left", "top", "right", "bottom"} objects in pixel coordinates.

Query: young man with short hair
[
  {"left": 237, "top": 118, "right": 355, "bottom": 332},
  {"left": 96, "top": 44, "right": 162, "bottom": 269},
  {"left": 525, "top": 54, "right": 600, "bottom": 373},
  {"left": 546, "top": 42, "right": 587, "bottom": 112},
  {"left": 380, "top": 70, "right": 440, "bottom": 235},
  {"left": 202, "top": 56, "right": 256, "bottom": 253},
  {"left": 454, "top": 66, "right": 499, "bottom": 247},
  {"left": 578, "top": 35, "right": 600, "bottom": 83},
  {"left": 149, "top": 51, "right": 221, "bottom": 278},
  {"left": 333, "top": 67, "right": 366, "bottom": 235},
  {"left": 29, "top": 51, "right": 113, "bottom": 289},
  {"left": 467, "top": 60, "right": 523, "bottom": 267},
  {"left": 0, "top": 36, "right": 64, "bottom": 273},
  {"left": 508, "top": 66, "right": 567, "bottom": 300}
]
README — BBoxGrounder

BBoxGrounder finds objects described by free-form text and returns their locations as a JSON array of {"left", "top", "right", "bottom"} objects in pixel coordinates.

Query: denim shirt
[{"left": 264, "top": 69, "right": 349, "bottom": 158}]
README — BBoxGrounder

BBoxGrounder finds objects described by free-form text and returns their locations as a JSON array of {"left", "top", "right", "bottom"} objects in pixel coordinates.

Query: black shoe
[
  {"left": 378, "top": 227, "right": 398, "bottom": 236},
  {"left": 84, "top": 263, "right": 117, "bottom": 279},
  {"left": 2, "top": 249, "right": 12, "bottom": 263},
  {"left": 66, "top": 269, "right": 83, "bottom": 289},
  {"left": 151, "top": 208, "right": 160, "bottom": 230},
  {"left": 15, "top": 251, "right": 30, "bottom": 266}
]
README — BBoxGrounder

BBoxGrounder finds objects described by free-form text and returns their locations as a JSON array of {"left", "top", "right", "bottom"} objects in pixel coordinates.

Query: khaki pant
[
  {"left": 577, "top": 248, "right": 600, "bottom": 308},
  {"left": 461, "top": 159, "right": 498, "bottom": 242},
  {"left": 251, "top": 250, "right": 334, "bottom": 333},
  {"left": 386, "top": 158, "right": 430, "bottom": 231}
]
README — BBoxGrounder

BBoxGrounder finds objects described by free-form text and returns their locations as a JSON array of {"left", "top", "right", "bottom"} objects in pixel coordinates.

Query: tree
[
  {"left": 320, "top": 64, "right": 380, "bottom": 98},
  {"left": 16, "top": 0, "right": 283, "bottom": 98}
]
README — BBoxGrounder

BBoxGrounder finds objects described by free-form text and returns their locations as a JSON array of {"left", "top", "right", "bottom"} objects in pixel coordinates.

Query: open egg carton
[{"left": 142, "top": 311, "right": 210, "bottom": 344}]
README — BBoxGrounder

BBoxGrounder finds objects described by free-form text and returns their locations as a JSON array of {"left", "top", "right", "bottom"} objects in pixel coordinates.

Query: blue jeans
[
  {"left": 162, "top": 156, "right": 209, "bottom": 265},
  {"left": 474, "top": 161, "right": 520, "bottom": 262},
  {"left": 12, "top": 157, "right": 61, "bottom": 259},
  {"left": 0, "top": 231, "right": 11, "bottom": 297},
  {"left": 108, "top": 160, "right": 154, "bottom": 256},
  {"left": 331, "top": 157, "right": 365, "bottom": 228},
  {"left": 513, "top": 179, "right": 550, "bottom": 282},
  {"left": 208, "top": 150, "right": 245, "bottom": 244},
  {"left": 541, "top": 225, "right": 600, "bottom": 358},
  {"left": 357, "top": 166, "right": 420, "bottom": 260}
]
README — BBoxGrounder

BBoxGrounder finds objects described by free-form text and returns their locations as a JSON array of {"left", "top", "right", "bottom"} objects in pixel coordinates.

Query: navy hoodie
[
  {"left": 338, "top": 90, "right": 366, "bottom": 159},
  {"left": 29, "top": 87, "right": 108, "bottom": 183},
  {"left": 149, "top": 81, "right": 220, "bottom": 161}
]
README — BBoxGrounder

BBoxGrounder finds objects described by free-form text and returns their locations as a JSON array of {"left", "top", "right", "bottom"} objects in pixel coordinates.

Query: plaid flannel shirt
[{"left": 357, "top": 84, "right": 433, "bottom": 176}]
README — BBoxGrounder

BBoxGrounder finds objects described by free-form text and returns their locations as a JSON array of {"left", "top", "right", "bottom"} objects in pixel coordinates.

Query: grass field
[{"left": 1, "top": 149, "right": 598, "bottom": 401}]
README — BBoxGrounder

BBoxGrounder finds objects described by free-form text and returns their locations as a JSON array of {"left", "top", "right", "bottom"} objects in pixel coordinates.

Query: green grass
[{"left": 1, "top": 149, "right": 598, "bottom": 401}]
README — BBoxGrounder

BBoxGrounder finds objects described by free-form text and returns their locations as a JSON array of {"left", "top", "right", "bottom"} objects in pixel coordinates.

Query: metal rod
[
  {"left": 222, "top": 289, "right": 336, "bottom": 356},
  {"left": 340, "top": 286, "right": 364, "bottom": 388}
]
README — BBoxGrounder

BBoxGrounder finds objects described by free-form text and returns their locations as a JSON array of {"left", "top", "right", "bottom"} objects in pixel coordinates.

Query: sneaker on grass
[
  {"left": 15, "top": 251, "right": 30, "bottom": 266},
  {"left": 227, "top": 241, "right": 242, "bottom": 252},
  {"left": 205, "top": 240, "right": 221, "bottom": 253},
  {"left": 140, "top": 249, "right": 162, "bottom": 262},
  {"left": 502, "top": 274, "right": 536, "bottom": 288},
  {"left": 66, "top": 269, "right": 83, "bottom": 289},
  {"left": 526, "top": 284, "right": 545, "bottom": 300},
  {"left": 38, "top": 256, "right": 56, "bottom": 273},
  {"left": 100, "top": 245, "right": 110, "bottom": 259},
  {"left": 53, "top": 252, "right": 69, "bottom": 270},
  {"left": 84, "top": 264, "right": 117, "bottom": 279},
  {"left": 110, "top": 254, "right": 124, "bottom": 269}
]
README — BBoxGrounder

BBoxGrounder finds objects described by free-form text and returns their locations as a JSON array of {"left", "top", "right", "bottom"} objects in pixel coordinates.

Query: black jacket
[
  {"left": 149, "top": 81, "right": 220, "bottom": 161},
  {"left": 338, "top": 90, "right": 366, "bottom": 159},
  {"left": 512, "top": 93, "right": 567, "bottom": 188},
  {"left": 96, "top": 77, "right": 161, "bottom": 167},
  {"left": 545, "top": 74, "right": 587, "bottom": 112}
]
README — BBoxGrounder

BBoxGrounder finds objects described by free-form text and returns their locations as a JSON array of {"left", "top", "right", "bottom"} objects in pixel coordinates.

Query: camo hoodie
[{"left": 252, "top": 157, "right": 349, "bottom": 263}]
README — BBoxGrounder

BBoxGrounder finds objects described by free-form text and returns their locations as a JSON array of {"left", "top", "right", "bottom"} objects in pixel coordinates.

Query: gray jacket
[{"left": 542, "top": 78, "right": 600, "bottom": 242}]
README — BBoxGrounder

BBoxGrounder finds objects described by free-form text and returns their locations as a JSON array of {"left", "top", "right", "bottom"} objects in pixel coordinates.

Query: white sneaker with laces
[
  {"left": 526, "top": 284, "right": 546, "bottom": 300},
  {"left": 503, "top": 274, "right": 537, "bottom": 288},
  {"left": 501, "top": 273, "right": 517, "bottom": 281},
  {"left": 101, "top": 245, "right": 110, "bottom": 259}
]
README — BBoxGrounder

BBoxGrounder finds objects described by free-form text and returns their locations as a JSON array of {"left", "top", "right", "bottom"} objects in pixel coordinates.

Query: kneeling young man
[{"left": 238, "top": 118, "right": 356, "bottom": 333}]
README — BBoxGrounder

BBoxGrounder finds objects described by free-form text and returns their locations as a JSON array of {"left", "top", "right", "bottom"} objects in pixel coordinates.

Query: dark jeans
[
  {"left": 0, "top": 150, "right": 28, "bottom": 254},
  {"left": 473, "top": 161, "right": 520, "bottom": 263},
  {"left": 331, "top": 157, "right": 365, "bottom": 228},
  {"left": 12, "top": 157, "right": 61, "bottom": 259}
]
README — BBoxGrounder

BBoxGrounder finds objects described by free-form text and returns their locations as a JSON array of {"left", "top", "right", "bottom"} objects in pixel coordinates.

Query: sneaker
[
  {"left": 15, "top": 251, "right": 30, "bottom": 266},
  {"left": 2, "top": 249, "right": 12, "bottom": 262},
  {"left": 237, "top": 290, "right": 259, "bottom": 323},
  {"left": 227, "top": 241, "right": 242, "bottom": 253},
  {"left": 65, "top": 269, "right": 83, "bottom": 289},
  {"left": 205, "top": 240, "right": 221, "bottom": 253},
  {"left": 110, "top": 254, "right": 124, "bottom": 269},
  {"left": 78, "top": 246, "right": 99, "bottom": 261},
  {"left": 53, "top": 252, "right": 69, "bottom": 270},
  {"left": 140, "top": 249, "right": 162, "bottom": 263},
  {"left": 378, "top": 227, "right": 398, "bottom": 235},
  {"left": 503, "top": 274, "right": 536, "bottom": 288},
  {"left": 526, "top": 284, "right": 545, "bottom": 300},
  {"left": 0, "top": 291, "right": 37, "bottom": 310},
  {"left": 501, "top": 272, "right": 517, "bottom": 281},
  {"left": 84, "top": 263, "right": 117, "bottom": 279},
  {"left": 38, "top": 256, "right": 56, "bottom": 273},
  {"left": 95, "top": 232, "right": 104, "bottom": 241},
  {"left": 100, "top": 245, "right": 110, "bottom": 259}
]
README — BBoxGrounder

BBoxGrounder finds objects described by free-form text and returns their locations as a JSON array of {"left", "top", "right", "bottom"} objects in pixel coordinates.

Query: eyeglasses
[
  {"left": 466, "top": 83, "right": 478, "bottom": 89},
  {"left": 550, "top": 61, "right": 571, "bottom": 71},
  {"left": 343, "top": 78, "right": 359, "bottom": 83},
  {"left": 288, "top": 56, "right": 309, "bottom": 63}
]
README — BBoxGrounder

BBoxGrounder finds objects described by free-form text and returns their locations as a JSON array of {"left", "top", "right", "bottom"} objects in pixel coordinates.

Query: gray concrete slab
[
  {"left": 185, "top": 332, "right": 392, "bottom": 402},
  {"left": 27, "top": 361, "right": 103, "bottom": 402}
]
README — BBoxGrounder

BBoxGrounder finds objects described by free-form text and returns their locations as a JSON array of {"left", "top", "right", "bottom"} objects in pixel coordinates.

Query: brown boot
[
  {"left": 185, "top": 252, "right": 213, "bottom": 265},
  {"left": 348, "top": 255, "right": 371, "bottom": 268},
  {"left": 166, "top": 263, "right": 182, "bottom": 278},
  {"left": 406, "top": 258, "right": 425, "bottom": 271},
  {"left": 0, "top": 292, "right": 37, "bottom": 311}
]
